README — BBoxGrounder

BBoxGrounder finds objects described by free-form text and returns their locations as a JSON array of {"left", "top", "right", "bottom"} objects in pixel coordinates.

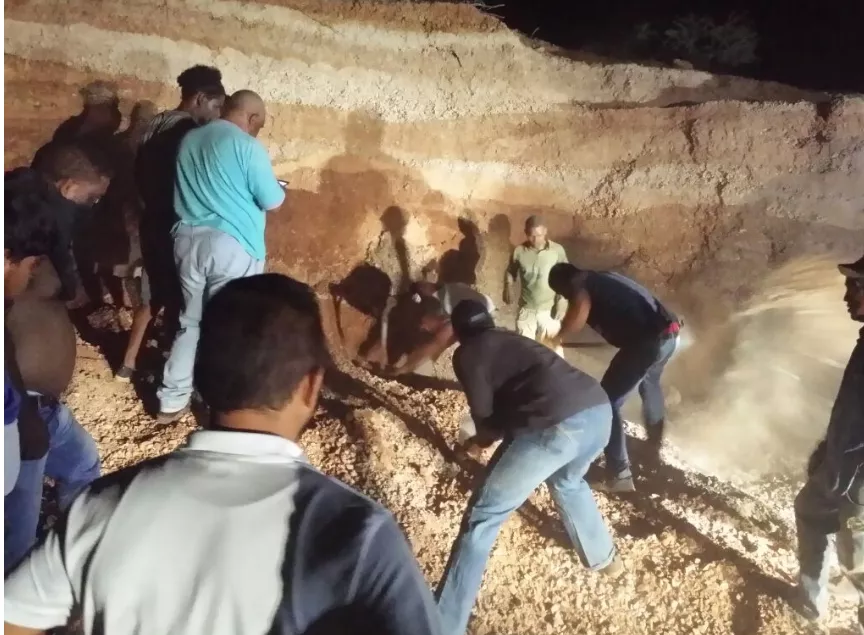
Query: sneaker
[
  {"left": 596, "top": 467, "right": 636, "bottom": 494},
  {"left": 155, "top": 405, "right": 190, "bottom": 426},
  {"left": 598, "top": 556, "right": 625, "bottom": 578},
  {"left": 114, "top": 366, "right": 135, "bottom": 383}
]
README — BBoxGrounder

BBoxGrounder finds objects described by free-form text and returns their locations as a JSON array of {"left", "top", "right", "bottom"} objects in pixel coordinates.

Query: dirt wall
[{"left": 5, "top": 0, "right": 863, "bottom": 357}]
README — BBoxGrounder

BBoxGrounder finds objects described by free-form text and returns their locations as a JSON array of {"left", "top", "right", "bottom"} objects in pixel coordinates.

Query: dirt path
[{"left": 63, "top": 306, "right": 857, "bottom": 635}]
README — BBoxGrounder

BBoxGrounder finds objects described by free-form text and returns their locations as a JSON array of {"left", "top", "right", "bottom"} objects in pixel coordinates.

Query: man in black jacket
[
  {"left": 793, "top": 255, "right": 864, "bottom": 631},
  {"left": 548, "top": 263, "right": 682, "bottom": 493},
  {"left": 5, "top": 143, "right": 111, "bottom": 306},
  {"left": 436, "top": 300, "right": 619, "bottom": 635}
]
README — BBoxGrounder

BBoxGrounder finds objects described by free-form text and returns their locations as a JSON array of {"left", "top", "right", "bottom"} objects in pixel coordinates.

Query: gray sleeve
[{"left": 348, "top": 513, "right": 443, "bottom": 635}]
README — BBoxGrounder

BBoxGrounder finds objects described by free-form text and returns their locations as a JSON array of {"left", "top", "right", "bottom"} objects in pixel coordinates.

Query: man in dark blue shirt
[
  {"left": 793, "top": 255, "right": 864, "bottom": 630},
  {"left": 549, "top": 263, "right": 682, "bottom": 492},
  {"left": 436, "top": 300, "right": 619, "bottom": 635}
]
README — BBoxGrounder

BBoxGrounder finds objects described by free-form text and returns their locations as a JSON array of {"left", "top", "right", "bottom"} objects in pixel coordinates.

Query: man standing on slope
[
  {"left": 437, "top": 300, "right": 619, "bottom": 635},
  {"left": 4, "top": 274, "right": 442, "bottom": 635},
  {"left": 793, "top": 255, "right": 864, "bottom": 633},
  {"left": 116, "top": 65, "right": 226, "bottom": 382},
  {"left": 548, "top": 263, "right": 681, "bottom": 493},
  {"left": 156, "top": 90, "right": 286, "bottom": 424},
  {"left": 504, "top": 215, "right": 569, "bottom": 356}
]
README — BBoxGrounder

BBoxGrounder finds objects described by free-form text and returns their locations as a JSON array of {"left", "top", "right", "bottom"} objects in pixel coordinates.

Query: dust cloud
[{"left": 667, "top": 255, "right": 859, "bottom": 480}]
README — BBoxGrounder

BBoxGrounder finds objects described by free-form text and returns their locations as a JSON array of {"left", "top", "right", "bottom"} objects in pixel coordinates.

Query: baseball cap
[
  {"left": 839, "top": 255, "right": 864, "bottom": 280},
  {"left": 451, "top": 300, "right": 495, "bottom": 339}
]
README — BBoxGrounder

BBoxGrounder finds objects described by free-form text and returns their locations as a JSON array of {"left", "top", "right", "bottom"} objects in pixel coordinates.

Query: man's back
[
  {"left": 4, "top": 430, "right": 440, "bottom": 635},
  {"left": 580, "top": 271, "right": 676, "bottom": 348},
  {"left": 174, "top": 120, "right": 284, "bottom": 261},
  {"left": 5, "top": 293, "right": 76, "bottom": 399},
  {"left": 454, "top": 328, "right": 607, "bottom": 433}
]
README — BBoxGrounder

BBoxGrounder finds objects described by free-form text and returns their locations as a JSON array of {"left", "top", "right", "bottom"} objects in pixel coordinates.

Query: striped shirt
[{"left": 4, "top": 430, "right": 442, "bottom": 635}]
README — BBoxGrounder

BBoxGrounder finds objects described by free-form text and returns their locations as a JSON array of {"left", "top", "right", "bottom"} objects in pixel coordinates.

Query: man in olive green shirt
[{"left": 504, "top": 216, "right": 569, "bottom": 356}]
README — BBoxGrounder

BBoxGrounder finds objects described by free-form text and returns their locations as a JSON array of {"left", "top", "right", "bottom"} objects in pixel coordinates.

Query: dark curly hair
[
  {"left": 177, "top": 65, "right": 225, "bottom": 100},
  {"left": 4, "top": 186, "right": 60, "bottom": 263}
]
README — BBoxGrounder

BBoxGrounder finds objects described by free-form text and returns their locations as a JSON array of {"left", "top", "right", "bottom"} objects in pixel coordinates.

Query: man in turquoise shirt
[{"left": 157, "top": 90, "right": 285, "bottom": 423}]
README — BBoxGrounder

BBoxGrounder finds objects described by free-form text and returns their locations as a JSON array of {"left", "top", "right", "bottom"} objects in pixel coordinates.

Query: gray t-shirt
[
  {"left": 4, "top": 430, "right": 442, "bottom": 635},
  {"left": 435, "top": 282, "right": 495, "bottom": 316}
]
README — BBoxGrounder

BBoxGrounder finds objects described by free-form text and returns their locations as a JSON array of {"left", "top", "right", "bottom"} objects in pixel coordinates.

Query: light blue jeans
[
  {"left": 4, "top": 400, "right": 100, "bottom": 573},
  {"left": 436, "top": 403, "right": 616, "bottom": 635},
  {"left": 158, "top": 225, "right": 264, "bottom": 413}
]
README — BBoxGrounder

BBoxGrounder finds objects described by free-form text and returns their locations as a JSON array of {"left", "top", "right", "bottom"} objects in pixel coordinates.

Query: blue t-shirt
[{"left": 174, "top": 120, "right": 285, "bottom": 261}]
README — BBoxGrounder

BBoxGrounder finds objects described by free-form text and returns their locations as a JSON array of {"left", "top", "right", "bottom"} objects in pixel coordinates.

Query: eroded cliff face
[{"left": 5, "top": 0, "right": 863, "bottom": 355}]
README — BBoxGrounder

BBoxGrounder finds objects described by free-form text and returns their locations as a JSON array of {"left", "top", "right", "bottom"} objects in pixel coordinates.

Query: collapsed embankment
[
  {"left": 5, "top": 1, "right": 863, "bottom": 349},
  {"left": 4, "top": 0, "right": 864, "bottom": 457}
]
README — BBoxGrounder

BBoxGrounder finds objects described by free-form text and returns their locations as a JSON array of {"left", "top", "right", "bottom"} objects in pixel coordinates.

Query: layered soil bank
[{"left": 5, "top": 0, "right": 863, "bottom": 357}]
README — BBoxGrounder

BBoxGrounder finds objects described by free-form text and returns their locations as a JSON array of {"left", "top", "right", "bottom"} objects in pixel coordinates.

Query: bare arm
[
  {"left": 4, "top": 623, "right": 42, "bottom": 635},
  {"left": 556, "top": 288, "right": 592, "bottom": 340},
  {"left": 390, "top": 323, "right": 456, "bottom": 376},
  {"left": 503, "top": 250, "right": 519, "bottom": 304}
]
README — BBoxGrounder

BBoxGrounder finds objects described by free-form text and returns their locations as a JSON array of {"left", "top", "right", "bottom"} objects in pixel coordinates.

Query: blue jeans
[
  {"left": 4, "top": 400, "right": 101, "bottom": 573},
  {"left": 158, "top": 225, "right": 264, "bottom": 413},
  {"left": 436, "top": 403, "right": 615, "bottom": 635},
  {"left": 601, "top": 334, "right": 679, "bottom": 474}
]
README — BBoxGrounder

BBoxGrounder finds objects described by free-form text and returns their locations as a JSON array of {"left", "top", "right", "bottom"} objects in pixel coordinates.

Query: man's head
[
  {"left": 839, "top": 255, "right": 864, "bottom": 322},
  {"left": 451, "top": 300, "right": 495, "bottom": 341},
  {"left": 30, "top": 142, "right": 111, "bottom": 207},
  {"left": 4, "top": 192, "right": 59, "bottom": 299},
  {"left": 195, "top": 273, "right": 333, "bottom": 439},
  {"left": 525, "top": 215, "right": 548, "bottom": 250},
  {"left": 177, "top": 65, "right": 226, "bottom": 123},
  {"left": 548, "top": 262, "right": 580, "bottom": 298},
  {"left": 78, "top": 81, "right": 121, "bottom": 133},
  {"left": 222, "top": 90, "right": 267, "bottom": 138}
]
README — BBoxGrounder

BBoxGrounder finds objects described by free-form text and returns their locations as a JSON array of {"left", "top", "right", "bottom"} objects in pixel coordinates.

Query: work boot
[{"left": 646, "top": 419, "right": 665, "bottom": 448}]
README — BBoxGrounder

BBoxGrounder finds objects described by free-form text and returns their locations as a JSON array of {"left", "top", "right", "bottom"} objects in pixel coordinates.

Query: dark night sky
[{"left": 490, "top": 0, "right": 864, "bottom": 93}]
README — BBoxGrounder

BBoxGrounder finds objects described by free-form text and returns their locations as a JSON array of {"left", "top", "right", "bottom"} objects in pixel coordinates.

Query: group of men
[{"left": 3, "top": 61, "right": 864, "bottom": 635}]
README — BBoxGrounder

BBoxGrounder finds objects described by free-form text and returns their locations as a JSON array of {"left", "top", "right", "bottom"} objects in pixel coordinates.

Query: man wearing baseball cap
[
  {"left": 793, "top": 254, "right": 864, "bottom": 631},
  {"left": 436, "top": 300, "right": 620, "bottom": 635}
]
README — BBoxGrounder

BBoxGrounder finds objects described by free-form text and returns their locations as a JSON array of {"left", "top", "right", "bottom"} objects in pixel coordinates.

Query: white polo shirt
[{"left": 4, "top": 430, "right": 442, "bottom": 635}]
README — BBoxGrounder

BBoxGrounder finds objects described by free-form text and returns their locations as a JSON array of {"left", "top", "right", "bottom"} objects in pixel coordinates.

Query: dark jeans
[
  {"left": 601, "top": 334, "right": 679, "bottom": 474},
  {"left": 796, "top": 464, "right": 864, "bottom": 629}
]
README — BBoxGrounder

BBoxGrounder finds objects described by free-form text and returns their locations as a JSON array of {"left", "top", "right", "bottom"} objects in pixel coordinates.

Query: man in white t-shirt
[{"left": 386, "top": 281, "right": 495, "bottom": 377}]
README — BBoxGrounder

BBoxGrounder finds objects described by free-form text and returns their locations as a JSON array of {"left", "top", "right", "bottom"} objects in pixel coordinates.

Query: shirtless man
[
  {"left": 386, "top": 281, "right": 496, "bottom": 377},
  {"left": 4, "top": 269, "right": 101, "bottom": 572}
]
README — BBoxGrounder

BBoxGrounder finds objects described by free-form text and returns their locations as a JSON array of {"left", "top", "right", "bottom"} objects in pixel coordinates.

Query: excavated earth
[{"left": 5, "top": 0, "right": 864, "bottom": 632}]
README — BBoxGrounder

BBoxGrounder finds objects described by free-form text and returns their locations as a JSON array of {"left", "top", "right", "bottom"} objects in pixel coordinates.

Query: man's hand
[
  {"left": 65, "top": 286, "right": 90, "bottom": 310},
  {"left": 807, "top": 441, "right": 827, "bottom": 477}
]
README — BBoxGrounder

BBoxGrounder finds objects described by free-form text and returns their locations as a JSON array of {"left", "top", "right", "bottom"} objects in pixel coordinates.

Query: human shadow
[{"left": 439, "top": 216, "right": 482, "bottom": 285}]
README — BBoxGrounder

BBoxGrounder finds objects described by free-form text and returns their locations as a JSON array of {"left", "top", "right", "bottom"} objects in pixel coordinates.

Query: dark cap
[
  {"left": 839, "top": 255, "right": 864, "bottom": 280},
  {"left": 451, "top": 300, "right": 495, "bottom": 339}
]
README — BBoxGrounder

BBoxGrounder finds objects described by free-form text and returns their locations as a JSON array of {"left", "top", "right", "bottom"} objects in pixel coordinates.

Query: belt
[
  {"left": 26, "top": 392, "right": 59, "bottom": 411},
  {"left": 661, "top": 321, "right": 683, "bottom": 337}
]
